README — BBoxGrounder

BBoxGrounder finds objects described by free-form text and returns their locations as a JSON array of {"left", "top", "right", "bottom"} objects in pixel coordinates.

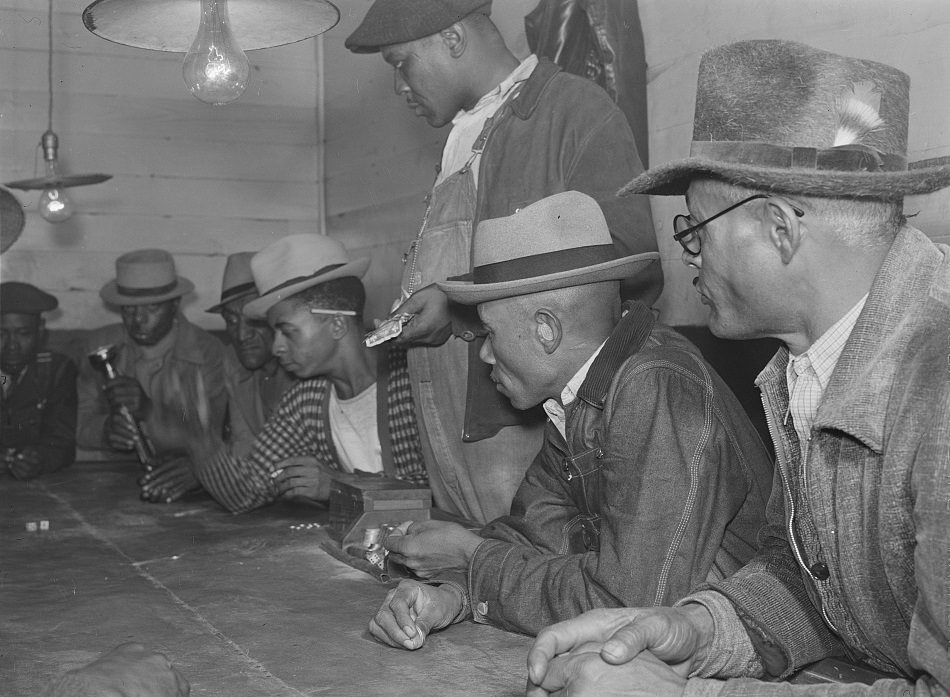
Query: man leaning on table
[
  {"left": 367, "top": 191, "right": 772, "bottom": 649},
  {"left": 525, "top": 39, "right": 950, "bottom": 697}
]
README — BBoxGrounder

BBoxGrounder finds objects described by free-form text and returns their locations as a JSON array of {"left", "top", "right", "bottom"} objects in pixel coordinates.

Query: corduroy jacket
[{"left": 685, "top": 226, "right": 950, "bottom": 696}]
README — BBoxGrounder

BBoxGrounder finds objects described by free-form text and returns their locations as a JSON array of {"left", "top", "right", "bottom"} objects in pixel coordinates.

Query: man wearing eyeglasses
[{"left": 525, "top": 40, "right": 950, "bottom": 697}]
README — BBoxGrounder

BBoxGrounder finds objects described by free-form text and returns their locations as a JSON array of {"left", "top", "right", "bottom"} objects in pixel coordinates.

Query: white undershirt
[
  {"left": 327, "top": 382, "right": 382, "bottom": 474},
  {"left": 436, "top": 54, "right": 539, "bottom": 187}
]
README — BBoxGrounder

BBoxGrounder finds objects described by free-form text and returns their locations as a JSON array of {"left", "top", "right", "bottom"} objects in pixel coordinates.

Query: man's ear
[
  {"left": 440, "top": 22, "right": 466, "bottom": 58},
  {"left": 535, "top": 310, "right": 561, "bottom": 355},
  {"left": 764, "top": 197, "right": 805, "bottom": 265},
  {"left": 36, "top": 317, "right": 48, "bottom": 349},
  {"left": 328, "top": 314, "right": 349, "bottom": 340}
]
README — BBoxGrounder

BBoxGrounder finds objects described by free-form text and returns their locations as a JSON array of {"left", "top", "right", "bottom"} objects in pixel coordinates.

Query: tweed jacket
[
  {"left": 442, "top": 303, "right": 773, "bottom": 635},
  {"left": 195, "top": 345, "right": 427, "bottom": 514},
  {"left": 0, "top": 351, "right": 77, "bottom": 473},
  {"left": 686, "top": 226, "right": 950, "bottom": 696}
]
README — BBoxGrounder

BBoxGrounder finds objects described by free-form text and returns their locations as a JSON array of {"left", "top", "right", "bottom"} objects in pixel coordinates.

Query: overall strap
[{"left": 375, "top": 347, "right": 396, "bottom": 477}]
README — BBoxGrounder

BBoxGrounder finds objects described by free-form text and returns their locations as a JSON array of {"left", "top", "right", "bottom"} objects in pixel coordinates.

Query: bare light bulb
[
  {"left": 182, "top": 0, "right": 249, "bottom": 106},
  {"left": 38, "top": 131, "right": 74, "bottom": 223}
]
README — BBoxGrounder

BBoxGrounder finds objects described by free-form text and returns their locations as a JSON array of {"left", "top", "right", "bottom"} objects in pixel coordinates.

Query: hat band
[
  {"left": 691, "top": 141, "right": 907, "bottom": 173},
  {"left": 473, "top": 244, "right": 616, "bottom": 285},
  {"left": 219, "top": 281, "right": 257, "bottom": 304},
  {"left": 261, "top": 263, "right": 346, "bottom": 296},
  {"left": 116, "top": 280, "right": 178, "bottom": 297}
]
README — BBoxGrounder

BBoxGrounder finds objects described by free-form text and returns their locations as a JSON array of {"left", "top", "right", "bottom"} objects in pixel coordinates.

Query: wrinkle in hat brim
[
  {"left": 243, "top": 257, "right": 370, "bottom": 319},
  {"left": 99, "top": 278, "right": 194, "bottom": 307},
  {"left": 619, "top": 158, "right": 950, "bottom": 200},
  {"left": 439, "top": 254, "right": 658, "bottom": 306},
  {"left": 206, "top": 288, "right": 258, "bottom": 314}
]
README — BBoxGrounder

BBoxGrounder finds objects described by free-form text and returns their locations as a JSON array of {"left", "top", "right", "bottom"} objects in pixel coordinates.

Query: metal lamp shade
[
  {"left": 82, "top": 0, "right": 341, "bottom": 52},
  {"left": 6, "top": 173, "right": 113, "bottom": 191}
]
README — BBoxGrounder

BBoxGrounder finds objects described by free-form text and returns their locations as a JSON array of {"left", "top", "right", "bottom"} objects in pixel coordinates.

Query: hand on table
[
  {"left": 526, "top": 645, "right": 687, "bottom": 697},
  {"left": 272, "top": 456, "right": 336, "bottom": 504},
  {"left": 48, "top": 642, "right": 189, "bottom": 697},
  {"left": 2, "top": 446, "right": 43, "bottom": 480},
  {"left": 526, "top": 606, "right": 715, "bottom": 694},
  {"left": 368, "top": 579, "right": 463, "bottom": 650},
  {"left": 139, "top": 453, "right": 200, "bottom": 503},
  {"left": 384, "top": 520, "right": 483, "bottom": 578},
  {"left": 389, "top": 285, "right": 453, "bottom": 347},
  {"left": 104, "top": 376, "right": 151, "bottom": 420}
]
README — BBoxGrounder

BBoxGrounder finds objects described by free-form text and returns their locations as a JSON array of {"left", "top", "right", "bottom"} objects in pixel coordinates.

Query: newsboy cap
[
  {"left": 345, "top": 0, "right": 492, "bottom": 53},
  {"left": 1, "top": 281, "right": 58, "bottom": 315}
]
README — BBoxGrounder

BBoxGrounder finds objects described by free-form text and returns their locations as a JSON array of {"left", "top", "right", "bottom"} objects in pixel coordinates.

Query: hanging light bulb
[
  {"left": 4, "top": 0, "right": 111, "bottom": 223},
  {"left": 83, "top": 0, "right": 340, "bottom": 105},
  {"left": 182, "top": 0, "right": 249, "bottom": 106},
  {"left": 37, "top": 131, "right": 75, "bottom": 223}
]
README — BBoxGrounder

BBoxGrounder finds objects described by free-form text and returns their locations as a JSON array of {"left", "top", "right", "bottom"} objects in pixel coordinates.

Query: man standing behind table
[
  {"left": 171, "top": 234, "right": 427, "bottom": 514},
  {"left": 0, "top": 282, "right": 77, "bottom": 479},
  {"left": 139, "top": 251, "right": 295, "bottom": 503},
  {"left": 525, "top": 40, "right": 950, "bottom": 697},
  {"left": 367, "top": 192, "right": 771, "bottom": 649},
  {"left": 345, "top": 0, "right": 663, "bottom": 524},
  {"left": 76, "top": 249, "right": 227, "bottom": 462}
]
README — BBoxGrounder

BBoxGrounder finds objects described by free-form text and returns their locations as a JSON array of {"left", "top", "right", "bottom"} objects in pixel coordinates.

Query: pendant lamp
[
  {"left": 81, "top": 0, "right": 340, "bottom": 106},
  {"left": 5, "top": 0, "right": 113, "bottom": 223}
]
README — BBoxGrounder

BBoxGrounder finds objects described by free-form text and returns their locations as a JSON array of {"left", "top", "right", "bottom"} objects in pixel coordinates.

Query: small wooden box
[{"left": 327, "top": 474, "right": 431, "bottom": 547}]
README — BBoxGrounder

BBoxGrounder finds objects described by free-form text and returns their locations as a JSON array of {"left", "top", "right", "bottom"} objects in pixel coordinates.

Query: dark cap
[
  {"left": 345, "top": 0, "right": 492, "bottom": 54},
  {"left": 1, "top": 281, "right": 58, "bottom": 315}
]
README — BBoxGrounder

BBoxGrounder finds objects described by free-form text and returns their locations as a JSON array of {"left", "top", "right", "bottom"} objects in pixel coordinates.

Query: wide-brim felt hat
[
  {"left": 345, "top": 0, "right": 492, "bottom": 53},
  {"left": 439, "top": 191, "right": 658, "bottom": 305},
  {"left": 244, "top": 233, "right": 370, "bottom": 319},
  {"left": 100, "top": 249, "right": 194, "bottom": 306},
  {"left": 207, "top": 251, "right": 258, "bottom": 314},
  {"left": 621, "top": 40, "right": 950, "bottom": 201}
]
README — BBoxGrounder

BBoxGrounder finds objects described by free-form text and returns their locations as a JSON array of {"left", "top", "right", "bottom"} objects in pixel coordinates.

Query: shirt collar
[
  {"left": 451, "top": 54, "right": 539, "bottom": 127},
  {"left": 543, "top": 340, "right": 607, "bottom": 439},
  {"left": 787, "top": 293, "right": 868, "bottom": 393}
]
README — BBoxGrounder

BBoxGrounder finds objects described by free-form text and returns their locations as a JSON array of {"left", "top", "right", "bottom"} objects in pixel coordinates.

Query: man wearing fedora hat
[
  {"left": 138, "top": 252, "right": 295, "bottom": 503},
  {"left": 345, "top": 0, "right": 663, "bottom": 525},
  {"left": 524, "top": 41, "right": 950, "bottom": 697},
  {"left": 167, "top": 235, "right": 426, "bottom": 514},
  {"left": 1, "top": 281, "right": 77, "bottom": 479},
  {"left": 366, "top": 191, "right": 771, "bottom": 649},
  {"left": 77, "top": 249, "right": 228, "bottom": 461}
]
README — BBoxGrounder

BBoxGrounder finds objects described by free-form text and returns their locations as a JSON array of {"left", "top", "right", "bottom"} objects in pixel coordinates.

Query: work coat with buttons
[{"left": 449, "top": 302, "right": 773, "bottom": 635}]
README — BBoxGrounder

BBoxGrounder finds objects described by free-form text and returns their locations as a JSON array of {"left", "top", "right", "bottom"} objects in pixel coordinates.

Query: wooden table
[{"left": 1, "top": 461, "right": 533, "bottom": 696}]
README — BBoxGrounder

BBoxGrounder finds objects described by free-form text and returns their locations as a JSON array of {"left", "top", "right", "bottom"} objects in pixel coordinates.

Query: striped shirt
[
  {"left": 195, "top": 346, "right": 427, "bottom": 513},
  {"left": 785, "top": 295, "right": 867, "bottom": 455}
]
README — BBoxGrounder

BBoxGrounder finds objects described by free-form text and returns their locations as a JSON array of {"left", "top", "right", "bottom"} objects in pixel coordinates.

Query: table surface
[{"left": 1, "top": 462, "right": 533, "bottom": 697}]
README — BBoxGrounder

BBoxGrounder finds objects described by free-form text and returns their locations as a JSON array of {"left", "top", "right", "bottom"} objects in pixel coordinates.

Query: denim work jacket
[
  {"left": 691, "top": 226, "right": 950, "bottom": 696},
  {"left": 447, "top": 303, "right": 773, "bottom": 636}
]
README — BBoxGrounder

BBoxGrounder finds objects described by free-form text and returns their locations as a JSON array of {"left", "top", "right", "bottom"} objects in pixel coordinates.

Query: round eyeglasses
[{"left": 673, "top": 194, "right": 804, "bottom": 257}]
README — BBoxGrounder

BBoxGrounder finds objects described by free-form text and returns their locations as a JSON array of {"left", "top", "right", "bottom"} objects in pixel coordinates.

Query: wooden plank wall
[{"left": 0, "top": 0, "right": 323, "bottom": 331}]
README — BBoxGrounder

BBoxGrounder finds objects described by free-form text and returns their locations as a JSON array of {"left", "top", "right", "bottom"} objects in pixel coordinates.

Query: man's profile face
[
  {"left": 266, "top": 300, "right": 336, "bottom": 379},
  {"left": 381, "top": 36, "right": 462, "bottom": 128},
  {"left": 683, "top": 181, "right": 780, "bottom": 341},
  {"left": 1, "top": 313, "right": 43, "bottom": 375},
  {"left": 120, "top": 299, "right": 178, "bottom": 347},
  {"left": 477, "top": 299, "right": 548, "bottom": 410},
  {"left": 222, "top": 296, "right": 274, "bottom": 371}
]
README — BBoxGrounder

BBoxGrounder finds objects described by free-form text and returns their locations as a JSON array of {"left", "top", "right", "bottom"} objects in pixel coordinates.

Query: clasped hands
[{"left": 524, "top": 604, "right": 716, "bottom": 697}]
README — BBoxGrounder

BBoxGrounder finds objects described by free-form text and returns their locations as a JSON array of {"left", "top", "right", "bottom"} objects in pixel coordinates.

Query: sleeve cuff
[{"left": 675, "top": 591, "right": 764, "bottom": 679}]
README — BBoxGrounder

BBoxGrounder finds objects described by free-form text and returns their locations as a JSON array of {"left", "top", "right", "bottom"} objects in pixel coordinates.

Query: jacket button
[
  {"left": 460, "top": 331, "right": 476, "bottom": 342},
  {"left": 810, "top": 562, "right": 830, "bottom": 580},
  {"left": 476, "top": 601, "right": 488, "bottom": 615}
]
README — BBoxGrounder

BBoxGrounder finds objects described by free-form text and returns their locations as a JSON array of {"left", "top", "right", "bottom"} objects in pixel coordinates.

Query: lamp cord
[{"left": 47, "top": 0, "right": 53, "bottom": 132}]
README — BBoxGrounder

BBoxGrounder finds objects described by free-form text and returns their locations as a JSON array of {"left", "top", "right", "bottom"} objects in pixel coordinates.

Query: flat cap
[
  {"left": 1, "top": 281, "right": 58, "bottom": 315},
  {"left": 345, "top": 0, "right": 491, "bottom": 53}
]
